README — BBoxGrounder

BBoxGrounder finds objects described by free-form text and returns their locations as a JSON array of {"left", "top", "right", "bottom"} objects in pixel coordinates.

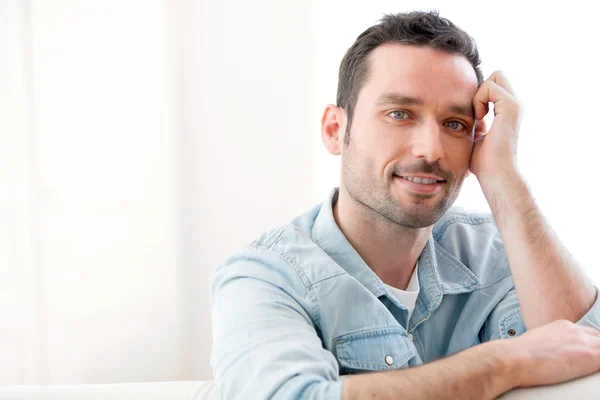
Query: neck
[{"left": 333, "top": 185, "right": 432, "bottom": 290}]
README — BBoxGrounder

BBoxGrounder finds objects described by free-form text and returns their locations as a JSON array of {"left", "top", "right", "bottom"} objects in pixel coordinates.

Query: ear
[{"left": 321, "top": 104, "right": 346, "bottom": 155}]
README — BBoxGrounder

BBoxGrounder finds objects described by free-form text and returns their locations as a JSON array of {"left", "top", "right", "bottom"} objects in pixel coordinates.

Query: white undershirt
[{"left": 383, "top": 261, "right": 420, "bottom": 321}]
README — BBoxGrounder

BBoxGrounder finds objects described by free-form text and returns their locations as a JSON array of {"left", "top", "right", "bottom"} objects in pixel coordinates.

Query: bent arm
[
  {"left": 210, "top": 249, "right": 342, "bottom": 399},
  {"left": 479, "top": 168, "right": 598, "bottom": 329},
  {"left": 342, "top": 339, "right": 517, "bottom": 400},
  {"left": 211, "top": 247, "right": 518, "bottom": 400}
]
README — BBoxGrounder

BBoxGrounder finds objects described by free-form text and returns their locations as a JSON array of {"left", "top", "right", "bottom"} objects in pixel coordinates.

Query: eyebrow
[
  {"left": 375, "top": 93, "right": 424, "bottom": 107},
  {"left": 375, "top": 92, "right": 475, "bottom": 119},
  {"left": 448, "top": 104, "right": 475, "bottom": 120}
]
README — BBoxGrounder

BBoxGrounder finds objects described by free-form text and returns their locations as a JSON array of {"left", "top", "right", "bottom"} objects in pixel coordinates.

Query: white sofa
[
  {"left": 1, "top": 373, "right": 599, "bottom": 399},
  {"left": 0, "top": 381, "right": 217, "bottom": 400}
]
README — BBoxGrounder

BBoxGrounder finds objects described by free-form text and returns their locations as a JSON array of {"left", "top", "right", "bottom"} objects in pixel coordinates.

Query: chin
[
  {"left": 389, "top": 197, "right": 451, "bottom": 228},
  {"left": 395, "top": 212, "right": 440, "bottom": 229}
]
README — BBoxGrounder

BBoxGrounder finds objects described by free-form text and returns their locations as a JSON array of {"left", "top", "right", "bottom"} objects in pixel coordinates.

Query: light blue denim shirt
[{"left": 210, "top": 188, "right": 600, "bottom": 400}]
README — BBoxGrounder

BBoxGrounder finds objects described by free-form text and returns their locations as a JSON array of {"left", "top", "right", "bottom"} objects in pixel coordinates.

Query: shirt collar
[{"left": 311, "top": 188, "right": 479, "bottom": 305}]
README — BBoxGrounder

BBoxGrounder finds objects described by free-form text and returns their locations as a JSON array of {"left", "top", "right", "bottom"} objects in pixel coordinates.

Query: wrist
[
  {"left": 479, "top": 339, "right": 525, "bottom": 395},
  {"left": 476, "top": 165, "right": 522, "bottom": 193},
  {"left": 476, "top": 167, "right": 525, "bottom": 214}
]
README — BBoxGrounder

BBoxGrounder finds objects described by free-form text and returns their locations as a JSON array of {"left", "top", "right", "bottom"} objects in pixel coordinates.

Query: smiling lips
[
  {"left": 400, "top": 175, "right": 443, "bottom": 184},
  {"left": 394, "top": 174, "right": 445, "bottom": 194}
]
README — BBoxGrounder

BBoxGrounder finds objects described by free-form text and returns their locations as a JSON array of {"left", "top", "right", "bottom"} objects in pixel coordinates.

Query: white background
[{"left": 1, "top": 0, "right": 598, "bottom": 385}]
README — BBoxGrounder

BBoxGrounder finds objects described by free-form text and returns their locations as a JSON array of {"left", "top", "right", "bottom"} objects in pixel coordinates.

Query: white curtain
[
  {"left": 1, "top": 0, "right": 187, "bottom": 384},
  {"left": 0, "top": 0, "right": 43, "bottom": 385},
  {"left": 1, "top": 0, "right": 319, "bottom": 385}
]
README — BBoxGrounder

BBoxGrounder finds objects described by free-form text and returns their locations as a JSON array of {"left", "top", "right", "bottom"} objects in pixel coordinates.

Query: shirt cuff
[{"left": 576, "top": 286, "right": 600, "bottom": 330}]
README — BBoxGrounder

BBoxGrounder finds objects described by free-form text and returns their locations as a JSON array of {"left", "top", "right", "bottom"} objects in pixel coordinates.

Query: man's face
[{"left": 341, "top": 44, "right": 479, "bottom": 228}]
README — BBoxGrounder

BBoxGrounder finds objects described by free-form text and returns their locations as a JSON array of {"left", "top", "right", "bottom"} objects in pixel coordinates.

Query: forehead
[{"left": 360, "top": 43, "right": 479, "bottom": 106}]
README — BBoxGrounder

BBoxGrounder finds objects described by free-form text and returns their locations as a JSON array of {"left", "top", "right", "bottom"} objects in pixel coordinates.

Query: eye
[
  {"left": 445, "top": 120, "right": 467, "bottom": 131},
  {"left": 388, "top": 110, "right": 409, "bottom": 120}
]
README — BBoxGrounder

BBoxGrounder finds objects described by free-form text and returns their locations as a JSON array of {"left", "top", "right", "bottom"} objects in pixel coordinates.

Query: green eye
[{"left": 389, "top": 110, "right": 409, "bottom": 120}]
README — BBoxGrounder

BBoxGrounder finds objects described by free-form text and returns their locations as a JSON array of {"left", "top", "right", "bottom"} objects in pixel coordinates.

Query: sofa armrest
[{"left": 498, "top": 371, "right": 600, "bottom": 399}]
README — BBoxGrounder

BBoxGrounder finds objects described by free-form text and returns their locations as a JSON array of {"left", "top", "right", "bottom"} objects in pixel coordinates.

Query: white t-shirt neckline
[{"left": 383, "top": 261, "right": 420, "bottom": 321}]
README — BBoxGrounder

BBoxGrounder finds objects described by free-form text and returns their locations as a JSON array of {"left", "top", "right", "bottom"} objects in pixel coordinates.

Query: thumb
[
  {"left": 473, "top": 119, "right": 488, "bottom": 140},
  {"left": 468, "top": 138, "right": 485, "bottom": 175}
]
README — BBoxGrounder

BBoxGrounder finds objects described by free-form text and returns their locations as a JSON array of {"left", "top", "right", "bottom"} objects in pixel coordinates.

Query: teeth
[{"left": 402, "top": 176, "right": 439, "bottom": 184}]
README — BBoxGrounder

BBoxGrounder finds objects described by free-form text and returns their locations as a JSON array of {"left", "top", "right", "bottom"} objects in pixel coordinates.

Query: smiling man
[{"left": 210, "top": 11, "right": 600, "bottom": 400}]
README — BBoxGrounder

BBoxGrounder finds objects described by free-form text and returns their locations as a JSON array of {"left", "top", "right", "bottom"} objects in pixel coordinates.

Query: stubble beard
[{"left": 341, "top": 134, "right": 464, "bottom": 229}]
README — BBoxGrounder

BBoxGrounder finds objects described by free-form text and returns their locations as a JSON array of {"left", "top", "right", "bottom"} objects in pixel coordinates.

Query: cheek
[
  {"left": 444, "top": 139, "right": 474, "bottom": 172},
  {"left": 376, "top": 132, "right": 414, "bottom": 173},
  {"left": 353, "top": 120, "right": 402, "bottom": 159}
]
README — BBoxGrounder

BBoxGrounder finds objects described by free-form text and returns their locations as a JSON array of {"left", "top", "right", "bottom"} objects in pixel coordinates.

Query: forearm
[
  {"left": 342, "top": 340, "right": 517, "bottom": 400},
  {"left": 479, "top": 168, "right": 597, "bottom": 329}
]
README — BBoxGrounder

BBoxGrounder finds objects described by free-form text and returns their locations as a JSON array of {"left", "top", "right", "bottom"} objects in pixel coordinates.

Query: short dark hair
[{"left": 337, "top": 11, "right": 484, "bottom": 145}]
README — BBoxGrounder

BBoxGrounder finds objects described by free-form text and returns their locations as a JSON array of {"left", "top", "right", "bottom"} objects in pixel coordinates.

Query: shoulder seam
[
  {"left": 248, "top": 227, "right": 313, "bottom": 290},
  {"left": 247, "top": 224, "right": 289, "bottom": 249}
]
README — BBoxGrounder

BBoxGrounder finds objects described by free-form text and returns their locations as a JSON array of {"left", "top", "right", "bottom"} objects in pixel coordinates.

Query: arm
[
  {"left": 211, "top": 245, "right": 517, "bottom": 400},
  {"left": 470, "top": 71, "right": 597, "bottom": 329},
  {"left": 343, "top": 339, "right": 515, "bottom": 400},
  {"left": 343, "top": 319, "right": 600, "bottom": 400},
  {"left": 480, "top": 166, "right": 597, "bottom": 328},
  {"left": 210, "top": 248, "right": 341, "bottom": 399},
  {"left": 212, "top": 247, "right": 600, "bottom": 400}
]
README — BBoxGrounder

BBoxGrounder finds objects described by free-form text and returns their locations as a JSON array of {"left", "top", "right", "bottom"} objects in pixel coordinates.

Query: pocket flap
[
  {"left": 334, "top": 327, "right": 416, "bottom": 371},
  {"left": 499, "top": 308, "right": 526, "bottom": 338}
]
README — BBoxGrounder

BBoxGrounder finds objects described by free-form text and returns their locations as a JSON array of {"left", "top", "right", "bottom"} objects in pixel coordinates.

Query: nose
[{"left": 410, "top": 119, "right": 444, "bottom": 162}]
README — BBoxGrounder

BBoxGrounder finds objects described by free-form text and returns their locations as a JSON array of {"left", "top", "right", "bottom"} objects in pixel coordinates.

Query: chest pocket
[{"left": 334, "top": 327, "right": 416, "bottom": 375}]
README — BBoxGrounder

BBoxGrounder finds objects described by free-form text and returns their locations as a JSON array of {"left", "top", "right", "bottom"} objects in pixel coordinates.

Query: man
[{"left": 210, "top": 11, "right": 600, "bottom": 399}]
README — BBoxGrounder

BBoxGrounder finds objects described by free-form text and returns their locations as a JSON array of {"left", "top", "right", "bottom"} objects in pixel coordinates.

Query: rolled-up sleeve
[
  {"left": 210, "top": 246, "right": 342, "bottom": 400},
  {"left": 575, "top": 287, "right": 600, "bottom": 330},
  {"left": 481, "top": 286, "right": 600, "bottom": 342}
]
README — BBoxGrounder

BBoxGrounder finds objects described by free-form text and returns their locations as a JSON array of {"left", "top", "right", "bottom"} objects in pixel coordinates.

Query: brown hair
[{"left": 337, "top": 11, "right": 483, "bottom": 145}]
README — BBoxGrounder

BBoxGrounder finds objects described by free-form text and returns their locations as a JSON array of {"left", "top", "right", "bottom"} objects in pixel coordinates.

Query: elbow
[{"left": 218, "top": 375, "right": 343, "bottom": 400}]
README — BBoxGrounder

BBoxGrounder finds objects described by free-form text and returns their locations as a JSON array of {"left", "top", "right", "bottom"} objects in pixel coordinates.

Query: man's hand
[
  {"left": 469, "top": 71, "right": 523, "bottom": 179},
  {"left": 508, "top": 319, "right": 600, "bottom": 388}
]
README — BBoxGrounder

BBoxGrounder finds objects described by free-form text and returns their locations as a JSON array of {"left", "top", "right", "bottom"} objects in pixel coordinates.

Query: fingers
[
  {"left": 580, "top": 325, "right": 600, "bottom": 339},
  {"left": 472, "top": 80, "right": 515, "bottom": 120},
  {"left": 472, "top": 71, "right": 521, "bottom": 123},
  {"left": 555, "top": 321, "right": 600, "bottom": 348},
  {"left": 489, "top": 71, "right": 517, "bottom": 98},
  {"left": 554, "top": 319, "right": 600, "bottom": 338}
]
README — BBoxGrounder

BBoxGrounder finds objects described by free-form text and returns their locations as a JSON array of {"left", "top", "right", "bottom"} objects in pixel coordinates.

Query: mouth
[{"left": 393, "top": 174, "right": 446, "bottom": 195}]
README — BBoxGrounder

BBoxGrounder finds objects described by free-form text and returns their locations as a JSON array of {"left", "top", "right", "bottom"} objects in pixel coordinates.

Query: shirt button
[
  {"left": 408, "top": 333, "right": 414, "bottom": 341},
  {"left": 507, "top": 329, "right": 517, "bottom": 337},
  {"left": 385, "top": 355, "right": 394, "bottom": 365}
]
